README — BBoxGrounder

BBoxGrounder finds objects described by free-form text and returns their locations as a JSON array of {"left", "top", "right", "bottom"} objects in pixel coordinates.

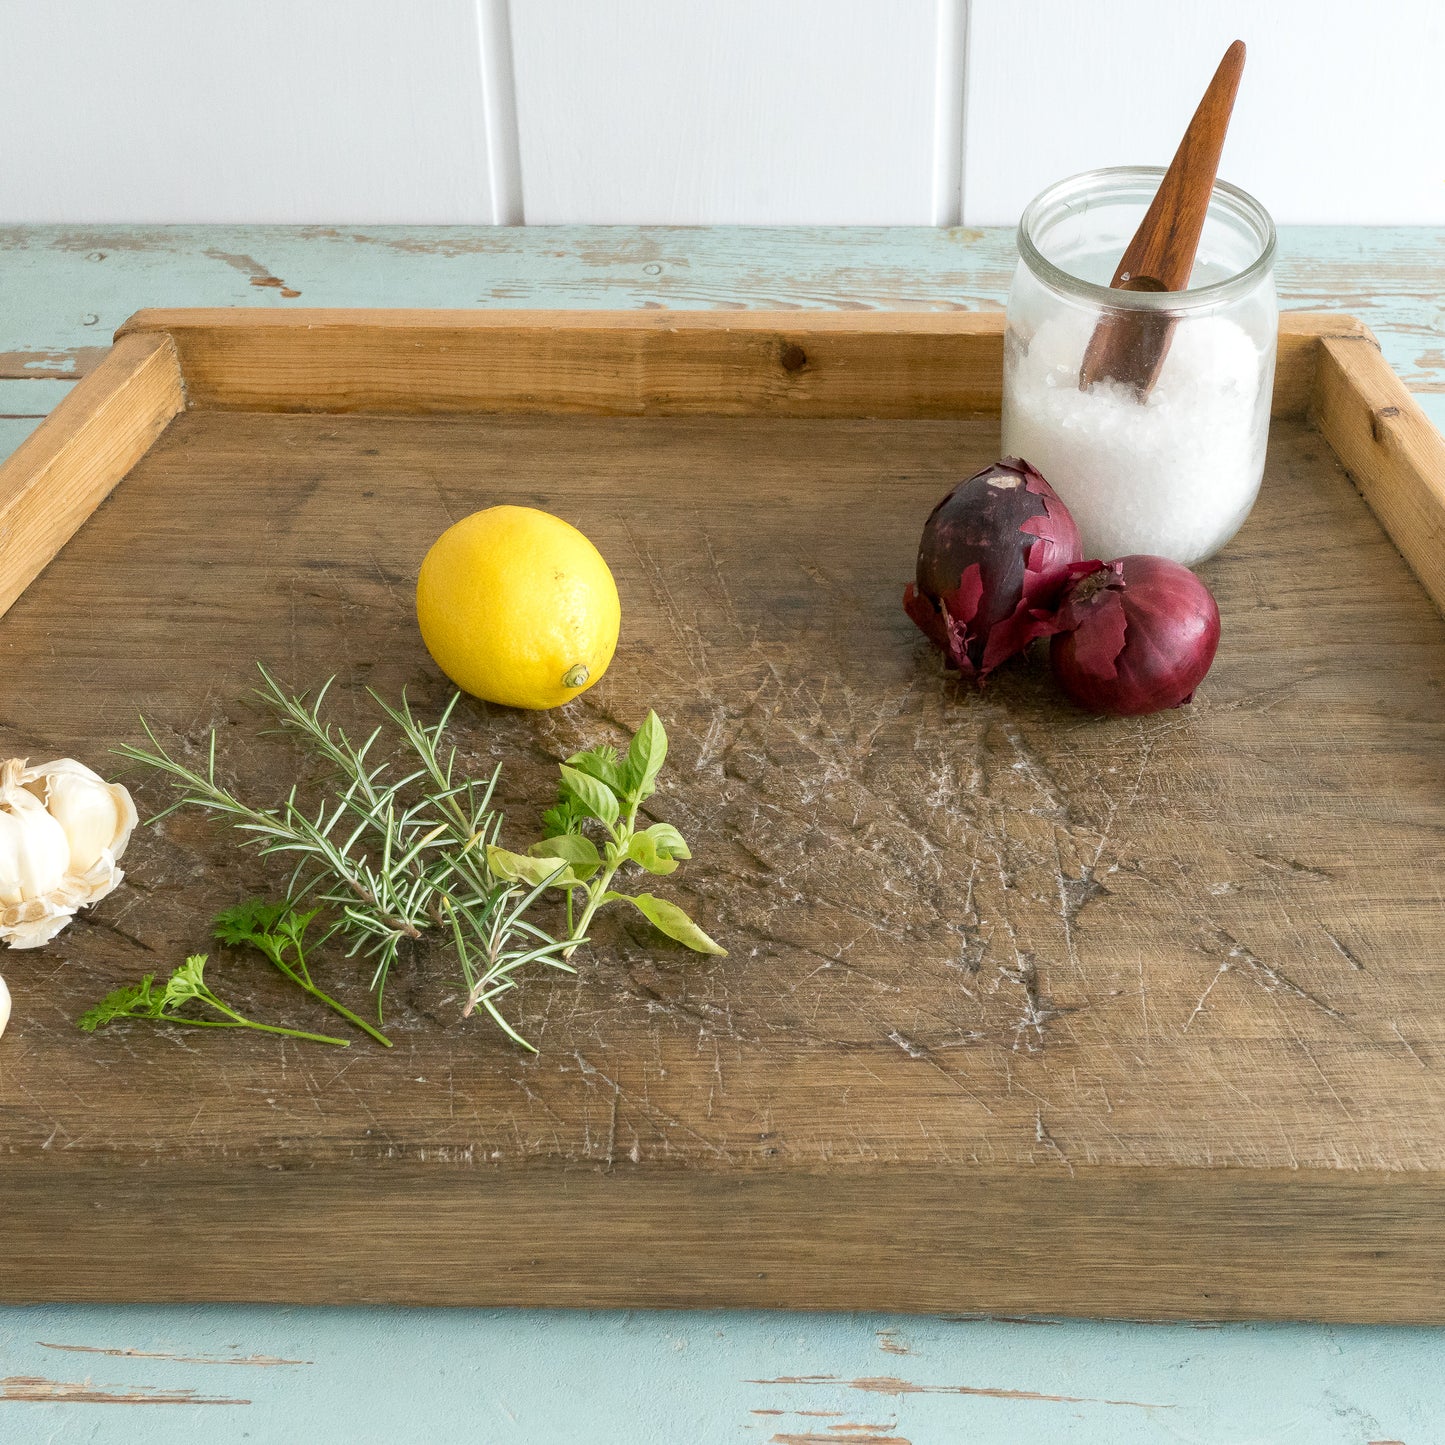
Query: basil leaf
[
  {"left": 558, "top": 764, "right": 620, "bottom": 828},
  {"left": 566, "top": 745, "right": 626, "bottom": 796},
  {"left": 638, "top": 821, "right": 689, "bottom": 858},
  {"left": 623, "top": 711, "right": 667, "bottom": 802},
  {"left": 486, "top": 844, "right": 576, "bottom": 889},
  {"left": 626, "top": 838, "right": 678, "bottom": 875},
  {"left": 605, "top": 891, "right": 726, "bottom": 955},
  {"left": 529, "top": 833, "right": 601, "bottom": 882},
  {"left": 628, "top": 823, "right": 691, "bottom": 875}
]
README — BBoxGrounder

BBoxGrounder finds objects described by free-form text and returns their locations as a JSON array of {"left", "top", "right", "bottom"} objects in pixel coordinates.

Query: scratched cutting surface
[
  {"left": 2, "top": 225, "right": 1445, "bottom": 1441},
  {"left": 5, "top": 406, "right": 1445, "bottom": 1179}
]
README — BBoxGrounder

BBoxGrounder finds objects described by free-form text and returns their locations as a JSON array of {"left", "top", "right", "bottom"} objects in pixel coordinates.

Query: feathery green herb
[
  {"left": 213, "top": 899, "right": 393, "bottom": 1048},
  {"left": 115, "top": 668, "right": 576, "bottom": 1049},
  {"left": 78, "top": 954, "right": 350, "bottom": 1046}
]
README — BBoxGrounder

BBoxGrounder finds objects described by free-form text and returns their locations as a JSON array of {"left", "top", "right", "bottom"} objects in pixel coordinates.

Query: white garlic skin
[
  {"left": 0, "top": 788, "right": 70, "bottom": 905},
  {"left": 0, "top": 758, "right": 137, "bottom": 950},
  {"left": 36, "top": 761, "right": 136, "bottom": 873},
  {"left": 0, "top": 973, "right": 10, "bottom": 1038}
]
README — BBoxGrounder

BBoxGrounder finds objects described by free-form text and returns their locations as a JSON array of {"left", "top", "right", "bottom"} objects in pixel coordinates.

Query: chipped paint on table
[
  {"left": 1, "top": 225, "right": 1443, "bottom": 1443},
  {"left": 1, "top": 1307, "right": 1440, "bottom": 1443}
]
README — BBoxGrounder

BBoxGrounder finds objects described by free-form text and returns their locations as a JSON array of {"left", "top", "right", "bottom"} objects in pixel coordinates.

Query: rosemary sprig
[
  {"left": 115, "top": 668, "right": 576, "bottom": 1050},
  {"left": 78, "top": 954, "right": 350, "bottom": 1047}
]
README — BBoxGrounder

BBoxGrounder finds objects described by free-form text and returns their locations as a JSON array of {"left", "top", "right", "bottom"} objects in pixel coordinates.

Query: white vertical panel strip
[
  {"left": 963, "top": 0, "right": 1445, "bottom": 227},
  {"left": 931, "top": 0, "right": 968, "bottom": 227},
  {"left": 476, "top": 0, "right": 524, "bottom": 224},
  {"left": 0, "top": 0, "right": 495, "bottom": 224},
  {"left": 511, "top": 0, "right": 939, "bottom": 225}
]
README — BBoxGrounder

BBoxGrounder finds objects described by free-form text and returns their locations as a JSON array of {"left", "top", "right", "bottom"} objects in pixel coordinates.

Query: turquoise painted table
[{"left": 2, "top": 226, "right": 1443, "bottom": 1443}]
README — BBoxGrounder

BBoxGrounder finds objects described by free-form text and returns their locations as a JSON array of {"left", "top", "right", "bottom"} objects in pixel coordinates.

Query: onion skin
[
  {"left": 1050, "top": 556, "right": 1221, "bottom": 716},
  {"left": 903, "top": 458, "right": 1083, "bottom": 682}
]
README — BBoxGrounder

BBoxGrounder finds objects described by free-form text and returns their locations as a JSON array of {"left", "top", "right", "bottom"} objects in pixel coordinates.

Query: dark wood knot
[{"left": 778, "top": 343, "right": 808, "bottom": 373}]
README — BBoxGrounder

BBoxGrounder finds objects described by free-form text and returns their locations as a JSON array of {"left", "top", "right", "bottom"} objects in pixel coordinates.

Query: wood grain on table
[{"left": 0, "top": 225, "right": 1442, "bottom": 1444}]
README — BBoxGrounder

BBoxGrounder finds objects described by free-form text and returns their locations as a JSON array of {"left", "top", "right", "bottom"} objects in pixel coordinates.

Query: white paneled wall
[
  {"left": 511, "top": 0, "right": 948, "bottom": 224},
  {"left": 0, "top": 0, "right": 500, "bottom": 224},
  {"left": 0, "top": 0, "right": 1441, "bottom": 225},
  {"left": 964, "top": 0, "right": 1445, "bottom": 226}
]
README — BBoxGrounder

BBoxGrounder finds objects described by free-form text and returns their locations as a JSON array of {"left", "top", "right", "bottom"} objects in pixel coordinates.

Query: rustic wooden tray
[{"left": 3, "top": 308, "right": 1444, "bottom": 1322}]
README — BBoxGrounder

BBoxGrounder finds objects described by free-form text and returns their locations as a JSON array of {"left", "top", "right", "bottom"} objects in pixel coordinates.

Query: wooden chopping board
[{"left": 2, "top": 400, "right": 1444, "bottom": 1320}]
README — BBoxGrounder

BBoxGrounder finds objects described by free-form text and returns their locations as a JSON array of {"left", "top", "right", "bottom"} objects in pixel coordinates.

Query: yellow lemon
[{"left": 416, "top": 506, "right": 620, "bottom": 710}]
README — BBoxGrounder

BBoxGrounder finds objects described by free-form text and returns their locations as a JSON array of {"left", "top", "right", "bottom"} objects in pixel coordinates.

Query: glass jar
[{"left": 1000, "top": 166, "right": 1277, "bottom": 566}]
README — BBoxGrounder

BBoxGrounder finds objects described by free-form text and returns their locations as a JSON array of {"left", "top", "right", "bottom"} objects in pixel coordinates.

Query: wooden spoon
[{"left": 1078, "top": 40, "right": 1246, "bottom": 398}]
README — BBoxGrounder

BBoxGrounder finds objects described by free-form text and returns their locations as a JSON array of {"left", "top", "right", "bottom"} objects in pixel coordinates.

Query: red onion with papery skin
[
  {"left": 1049, "top": 555, "right": 1221, "bottom": 716},
  {"left": 903, "top": 458, "right": 1083, "bottom": 682}
]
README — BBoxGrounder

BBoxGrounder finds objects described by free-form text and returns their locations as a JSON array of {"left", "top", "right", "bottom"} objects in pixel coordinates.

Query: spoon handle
[{"left": 1078, "top": 40, "right": 1246, "bottom": 398}]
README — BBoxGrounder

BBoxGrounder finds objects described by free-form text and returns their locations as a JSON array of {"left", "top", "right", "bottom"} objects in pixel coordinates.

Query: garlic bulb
[{"left": 0, "top": 758, "right": 137, "bottom": 950}]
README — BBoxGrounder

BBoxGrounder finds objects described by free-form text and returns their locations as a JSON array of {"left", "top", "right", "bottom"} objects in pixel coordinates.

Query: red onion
[
  {"left": 903, "top": 458, "right": 1082, "bottom": 682},
  {"left": 1050, "top": 555, "right": 1221, "bottom": 715}
]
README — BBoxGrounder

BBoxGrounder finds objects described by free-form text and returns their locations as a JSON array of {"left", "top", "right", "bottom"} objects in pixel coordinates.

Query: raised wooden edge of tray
[
  {"left": 0, "top": 331, "right": 183, "bottom": 617},
  {"left": 12, "top": 1162, "right": 1445, "bottom": 1322},
  {"left": 109, "top": 305, "right": 1355, "bottom": 419},
  {"left": 5, "top": 309, "right": 1440, "bottom": 630}
]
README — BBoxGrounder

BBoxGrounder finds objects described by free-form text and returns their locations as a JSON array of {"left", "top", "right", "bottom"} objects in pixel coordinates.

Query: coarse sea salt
[{"left": 1001, "top": 305, "right": 1270, "bottom": 565}]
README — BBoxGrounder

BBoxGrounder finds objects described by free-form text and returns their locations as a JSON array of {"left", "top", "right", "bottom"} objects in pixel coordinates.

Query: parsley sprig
[
  {"left": 78, "top": 954, "right": 350, "bottom": 1047},
  {"left": 213, "top": 900, "right": 394, "bottom": 1048}
]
